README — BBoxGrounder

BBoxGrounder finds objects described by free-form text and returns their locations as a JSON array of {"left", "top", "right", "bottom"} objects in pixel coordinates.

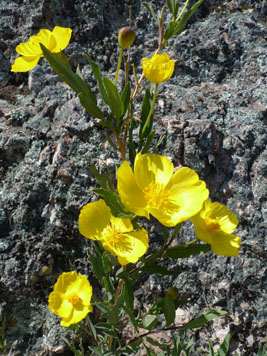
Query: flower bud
[
  {"left": 118, "top": 27, "right": 136, "bottom": 50},
  {"left": 167, "top": 286, "right": 179, "bottom": 300}
]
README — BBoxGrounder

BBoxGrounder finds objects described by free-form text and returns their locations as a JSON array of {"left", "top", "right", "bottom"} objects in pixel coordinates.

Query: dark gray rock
[{"left": 0, "top": 0, "right": 266, "bottom": 355}]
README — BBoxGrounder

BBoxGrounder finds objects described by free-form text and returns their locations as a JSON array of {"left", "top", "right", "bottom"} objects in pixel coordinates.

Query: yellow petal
[
  {"left": 15, "top": 39, "right": 42, "bottom": 56},
  {"left": 60, "top": 303, "right": 92, "bottom": 327},
  {"left": 142, "top": 53, "right": 175, "bottom": 83},
  {"left": 33, "top": 29, "right": 56, "bottom": 51},
  {"left": 210, "top": 232, "right": 241, "bottom": 257},
  {"left": 209, "top": 202, "right": 239, "bottom": 233},
  {"left": 134, "top": 153, "right": 174, "bottom": 189},
  {"left": 48, "top": 291, "right": 73, "bottom": 318},
  {"left": 11, "top": 55, "right": 41, "bottom": 72},
  {"left": 52, "top": 26, "right": 72, "bottom": 52},
  {"left": 167, "top": 167, "right": 209, "bottom": 223},
  {"left": 102, "top": 228, "right": 149, "bottom": 265},
  {"left": 79, "top": 200, "right": 111, "bottom": 240},
  {"left": 117, "top": 160, "right": 149, "bottom": 218},
  {"left": 110, "top": 215, "right": 133, "bottom": 233}
]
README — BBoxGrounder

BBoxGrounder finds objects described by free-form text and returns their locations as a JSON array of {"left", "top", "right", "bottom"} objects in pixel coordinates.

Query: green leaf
[
  {"left": 141, "top": 130, "right": 155, "bottom": 154},
  {"left": 107, "top": 304, "right": 120, "bottom": 325},
  {"left": 123, "top": 278, "right": 134, "bottom": 310},
  {"left": 180, "top": 310, "right": 227, "bottom": 330},
  {"left": 41, "top": 44, "right": 104, "bottom": 120},
  {"left": 257, "top": 344, "right": 267, "bottom": 356},
  {"left": 142, "top": 315, "right": 158, "bottom": 330},
  {"left": 139, "top": 87, "right": 154, "bottom": 139},
  {"left": 93, "top": 188, "right": 133, "bottom": 218},
  {"left": 125, "top": 305, "right": 139, "bottom": 332},
  {"left": 167, "top": 0, "right": 180, "bottom": 19},
  {"left": 84, "top": 53, "right": 110, "bottom": 106},
  {"left": 164, "top": 20, "right": 175, "bottom": 41},
  {"left": 121, "top": 82, "right": 131, "bottom": 118},
  {"left": 164, "top": 243, "right": 211, "bottom": 258},
  {"left": 163, "top": 294, "right": 176, "bottom": 326},
  {"left": 141, "top": 264, "right": 181, "bottom": 276},
  {"left": 78, "top": 92, "right": 105, "bottom": 119},
  {"left": 216, "top": 332, "right": 232, "bottom": 356},
  {"left": 173, "top": 0, "right": 203, "bottom": 37},
  {"left": 89, "top": 253, "right": 105, "bottom": 280},
  {"left": 142, "top": 2, "right": 160, "bottom": 25},
  {"left": 103, "top": 77, "right": 123, "bottom": 120},
  {"left": 129, "top": 119, "right": 137, "bottom": 166}
]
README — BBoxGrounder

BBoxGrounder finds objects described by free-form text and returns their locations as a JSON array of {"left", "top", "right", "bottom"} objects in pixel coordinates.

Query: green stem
[
  {"left": 115, "top": 48, "right": 124, "bottom": 86},
  {"left": 141, "top": 83, "right": 158, "bottom": 138},
  {"left": 175, "top": 0, "right": 190, "bottom": 24}
]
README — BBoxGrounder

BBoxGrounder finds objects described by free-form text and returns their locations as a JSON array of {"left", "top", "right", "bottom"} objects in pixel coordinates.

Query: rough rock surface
[{"left": 0, "top": 0, "right": 266, "bottom": 355}]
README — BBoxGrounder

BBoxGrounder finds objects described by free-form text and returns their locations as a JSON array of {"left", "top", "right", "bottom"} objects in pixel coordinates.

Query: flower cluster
[
  {"left": 11, "top": 26, "right": 71, "bottom": 72},
  {"left": 78, "top": 152, "right": 241, "bottom": 261},
  {"left": 13, "top": 25, "right": 241, "bottom": 332}
]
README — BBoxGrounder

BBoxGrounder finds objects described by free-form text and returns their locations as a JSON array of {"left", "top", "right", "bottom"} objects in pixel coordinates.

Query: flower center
[
  {"left": 143, "top": 182, "right": 169, "bottom": 208},
  {"left": 103, "top": 225, "right": 124, "bottom": 248},
  {"left": 67, "top": 293, "right": 80, "bottom": 305},
  {"left": 205, "top": 218, "right": 220, "bottom": 231}
]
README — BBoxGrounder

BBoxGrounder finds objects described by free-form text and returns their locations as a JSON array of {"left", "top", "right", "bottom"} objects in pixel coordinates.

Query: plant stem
[
  {"left": 175, "top": 0, "right": 190, "bottom": 24},
  {"left": 107, "top": 267, "right": 126, "bottom": 350},
  {"left": 115, "top": 48, "right": 124, "bottom": 86},
  {"left": 141, "top": 83, "right": 158, "bottom": 138}
]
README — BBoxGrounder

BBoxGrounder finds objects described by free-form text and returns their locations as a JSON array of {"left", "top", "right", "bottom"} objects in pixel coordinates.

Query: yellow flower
[
  {"left": 79, "top": 199, "right": 148, "bottom": 265},
  {"left": 117, "top": 153, "right": 209, "bottom": 227},
  {"left": 191, "top": 200, "right": 241, "bottom": 257},
  {"left": 142, "top": 53, "right": 175, "bottom": 83},
  {"left": 48, "top": 271, "right": 93, "bottom": 327},
  {"left": 11, "top": 26, "right": 72, "bottom": 72}
]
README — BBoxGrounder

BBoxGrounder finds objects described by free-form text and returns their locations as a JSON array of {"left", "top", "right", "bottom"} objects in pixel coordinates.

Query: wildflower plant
[{"left": 11, "top": 0, "right": 242, "bottom": 354}]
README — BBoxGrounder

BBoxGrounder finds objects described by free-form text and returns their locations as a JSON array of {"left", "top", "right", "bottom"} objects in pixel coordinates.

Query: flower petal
[
  {"left": 102, "top": 228, "right": 149, "bottom": 265},
  {"left": 134, "top": 153, "right": 174, "bottom": 189},
  {"left": 110, "top": 215, "right": 133, "bottom": 233},
  {"left": 52, "top": 26, "right": 72, "bottom": 52},
  {"left": 48, "top": 292, "right": 73, "bottom": 318},
  {"left": 142, "top": 53, "right": 175, "bottom": 83},
  {"left": 15, "top": 39, "right": 42, "bottom": 56},
  {"left": 117, "top": 160, "right": 149, "bottom": 218},
  {"left": 210, "top": 232, "right": 241, "bottom": 257},
  {"left": 208, "top": 202, "right": 239, "bottom": 233},
  {"left": 166, "top": 167, "right": 209, "bottom": 223},
  {"left": 79, "top": 199, "right": 111, "bottom": 240},
  {"left": 11, "top": 55, "right": 41, "bottom": 72},
  {"left": 33, "top": 29, "right": 56, "bottom": 51}
]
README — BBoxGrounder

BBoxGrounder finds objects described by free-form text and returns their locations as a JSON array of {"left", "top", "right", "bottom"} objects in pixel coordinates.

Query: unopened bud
[
  {"left": 167, "top": 286, "right": 179, "bottom": 300},
  {"left": 118, "top": 27, "right": 135, "bottom": 50}
]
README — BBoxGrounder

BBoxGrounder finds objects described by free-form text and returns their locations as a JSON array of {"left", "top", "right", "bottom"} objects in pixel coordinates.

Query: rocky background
[{"left": 0, "top": 0, "right": 266, "bottom": 355}]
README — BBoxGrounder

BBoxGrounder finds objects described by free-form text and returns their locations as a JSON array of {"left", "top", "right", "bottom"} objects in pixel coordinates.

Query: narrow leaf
[
  {"left": 84, "top": 53, "right": 110, "bottom": 105},
  {"left": 142, "top": 2, "right": 160, "bottom": 25},
  {"left": 180, "top": 310, "right": 227, "bottom": 330},
  {"left": 173, "top": 0, "right": 203, "bottom": 36},
  {"left": 217, "top": 332, "right": 232, "bottom": 356},
  {"left": 103, "top": 77, "right": 123, "bottom": 120},
  {"left": 163, "top": 294, "right": 176, "bottom": 326},
  {"left": 142, "top": 315, "right": 158, "bottom": 330},
  {"left": 93, "top": 188, "right": 132, "bottom": 218},
  {"left": 164, "top": 243, "right": 211, "bottom": 258},
  {"left": 121, "top": 82, "right": 131, "bottom": 118},
  {"left": 78, "top": 92, "right": 105, "bottom": 119},
  {"left": 41, "top": 44, "right": 96, "bottom": 104}
]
